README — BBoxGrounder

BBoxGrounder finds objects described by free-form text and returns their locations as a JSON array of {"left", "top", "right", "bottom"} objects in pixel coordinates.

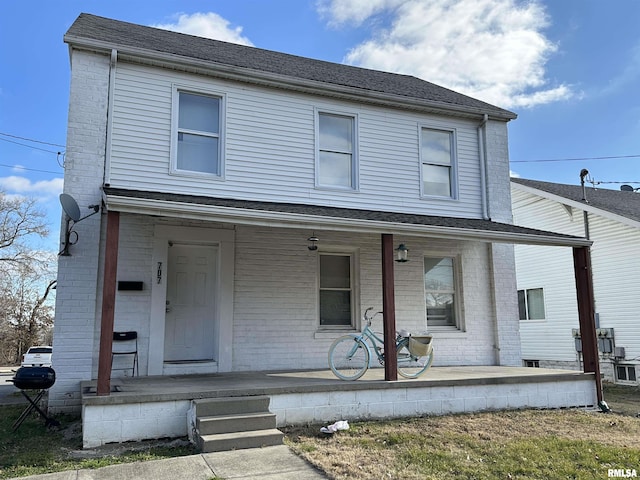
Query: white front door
[{"left": 164, "top": 243, "right": 218, "bottom": 362}]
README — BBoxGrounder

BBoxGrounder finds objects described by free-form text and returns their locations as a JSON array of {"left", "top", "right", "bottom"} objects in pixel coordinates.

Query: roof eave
[
  {"left": 103, "top": 192, "right": 591, "bottom": 247},
  {"left": 64, "top": 34, "right": 517, "bottom": 121}
]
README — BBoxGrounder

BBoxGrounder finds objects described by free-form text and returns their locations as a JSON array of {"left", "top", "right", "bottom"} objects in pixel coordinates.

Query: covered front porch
[{"left": 80, "top": 366, "right": 597, "bottom": 447}]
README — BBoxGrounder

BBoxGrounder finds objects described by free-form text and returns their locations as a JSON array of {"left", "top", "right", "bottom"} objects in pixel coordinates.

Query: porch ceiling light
[
  {"left": 307, "top": 234, "right": 319, "bottom": 251},
  {"left": 395, "top": 243, "right": 409, "bottom": 263}
]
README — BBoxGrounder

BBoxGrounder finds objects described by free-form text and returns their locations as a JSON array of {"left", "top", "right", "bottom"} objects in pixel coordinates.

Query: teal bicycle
[{"left": 328, "top": 307, "right": 434, "bottom": 380}]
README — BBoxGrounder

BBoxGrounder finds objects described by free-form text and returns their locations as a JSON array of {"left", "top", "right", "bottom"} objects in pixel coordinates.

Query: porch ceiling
[{"left": 102, "top": 187, "right": 591, "bottom": 247}]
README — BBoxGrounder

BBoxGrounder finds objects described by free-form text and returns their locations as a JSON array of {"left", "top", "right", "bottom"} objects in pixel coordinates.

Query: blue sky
[{"left": 1, "top": 0, "right": 639, "bottom": 252}]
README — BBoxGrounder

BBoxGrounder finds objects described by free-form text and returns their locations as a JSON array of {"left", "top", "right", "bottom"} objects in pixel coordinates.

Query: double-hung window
[
  {"left": 424, "top": 257, "right": 458, "bottom": 327},
  {"left": 317, "top": 112, "right": 357, "bottom": 189},
  {"left": 518, "top": 288, "right": 545, "bottom": 320},
  {"left": 421, "top": 127, "right": 456, "bottom": 198},
  {"left": 173, "top": 90, "right": 222, "bottom": 176},
  {"left": 319, "top": 253, "right": 354, "bottom": 327}
]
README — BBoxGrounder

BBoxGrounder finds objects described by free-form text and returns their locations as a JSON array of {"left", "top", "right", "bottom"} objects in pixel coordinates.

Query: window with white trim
[
  {"left": 317, "top": 112, "right": 357, "bottom": 189},
  {"left": 518, "top": 288, "right": 545, "bottom": 320},
  {"left": 319, "top": 253, "right": 354, "bottom": 327},
  {"left": 421, "top": 127, "right": 456, "bottom": 198},
  {"left": 616, "top": 364, "right": 637, "bottom": 383},
  {"left": 173, "top": 90, "right": 222, "bottom": 175},
  {"left": 424, "top": 257, "right": 458, "bottom": 328}
]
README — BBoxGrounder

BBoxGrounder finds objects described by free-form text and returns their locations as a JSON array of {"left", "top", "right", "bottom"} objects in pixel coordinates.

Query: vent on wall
[{"left": 118, "top": 281, "right": 144, "bottom": 291}]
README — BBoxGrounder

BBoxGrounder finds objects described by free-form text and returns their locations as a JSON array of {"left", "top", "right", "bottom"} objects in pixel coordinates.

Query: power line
[
  {"left": 0, "top": 136, "right": 63, "bottom": 155},
  {"left": 0, "top": 132, "right": 65, "bottom": 148},
  {"left": 511, "top": 154, "right": 640, "bottom": 163},
  {"left": 0, "top": 162, "right": 62, "bottom": 175}
]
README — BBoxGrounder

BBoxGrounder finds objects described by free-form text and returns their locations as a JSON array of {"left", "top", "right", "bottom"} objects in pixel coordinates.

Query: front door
[{"left": 164, "top": 243, "right": 218, "bottom": 362}]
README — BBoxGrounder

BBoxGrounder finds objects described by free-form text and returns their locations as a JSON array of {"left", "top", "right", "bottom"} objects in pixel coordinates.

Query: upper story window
[
  {"left": 172, "top": 89, "right": 223, "bottom": 176},
  {"left": 518, "top": 288, "right": 545, "bottom": 320},
  {"left": 317, "top": 112, "right": 357, "bottom": 190},
  {"left": 424, "top": 257, "right": 459, "bottom": 328},
  {"left": 421, "top": 127, "right": 456, "bottom": 198},
  {"left": 319, "top": 253, "right": 355, "bottom": 328}
]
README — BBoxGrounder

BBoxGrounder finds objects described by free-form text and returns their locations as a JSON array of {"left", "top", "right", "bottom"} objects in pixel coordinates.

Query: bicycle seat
[{"left": 398, "top": 329, "right": 410, "bottom": 338}]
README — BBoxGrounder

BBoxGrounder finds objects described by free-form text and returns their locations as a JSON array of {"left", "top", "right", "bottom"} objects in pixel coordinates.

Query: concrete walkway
[{"left": 8, "top": 445, "right": 327, "bottom": 479}]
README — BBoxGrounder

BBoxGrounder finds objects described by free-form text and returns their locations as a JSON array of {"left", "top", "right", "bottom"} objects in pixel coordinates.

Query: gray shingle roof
[
  {"left": 103, "top": 187, "right": 587, "bottom": 246},
  {"left": 64, "top": 13, "right": 516, "bottom": 120},
  {"left": 512, "top": 178, "right": 640, "bottom": 223}
]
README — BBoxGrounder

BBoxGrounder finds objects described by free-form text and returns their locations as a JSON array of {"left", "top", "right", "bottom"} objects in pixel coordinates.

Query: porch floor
[{"left": 81, "top": 366, "right": 594, "bottom": 406}]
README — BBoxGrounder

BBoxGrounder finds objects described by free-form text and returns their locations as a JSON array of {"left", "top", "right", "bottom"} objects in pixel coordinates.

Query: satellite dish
[
  {"left": 620, "top": 185, "right": 634, "bottom": 192},
  {"left": 59, "top": 194, "right": 81, "bottom": 222}
]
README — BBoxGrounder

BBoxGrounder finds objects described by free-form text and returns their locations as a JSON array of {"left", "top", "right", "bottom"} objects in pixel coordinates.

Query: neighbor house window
[
  {"left": 421, "top": 127, "right": 456, "bottom": 197},
  {"left": 424, "top": 257, "right": 458, "bottom": 327},
  {"left": 317, "top": 112, "right": 357, "bottom": 189},
  {"left": 319, "top": 253, "right": 354, "bottom": 327},
  {"left": 518, "top": 288, "right": 545, "bottom": 320},
  {"left": 173, "top": 90, "right": 222, "bottom": 175},
  {"left": 616, "top": 365, "right": 637, "bottom": 383}
]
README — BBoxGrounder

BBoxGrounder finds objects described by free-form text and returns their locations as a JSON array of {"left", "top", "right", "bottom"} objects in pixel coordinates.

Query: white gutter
[
  {"left": 477, "top": 114, "right": 489, "bottom": 220},
  {"left": 103, "top": 49, "right": 117, "bottom": 186},
  {"left": 64, "top": 36, "right": 516, "bottom": 122},
  {"left": 104, "top": 193, "right": 592, "bottom": 247}
]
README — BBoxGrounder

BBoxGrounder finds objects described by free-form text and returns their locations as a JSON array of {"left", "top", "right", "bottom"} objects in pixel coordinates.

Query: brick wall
[{"left": 49, "top": 50, "right": 110, "bottom": 413}]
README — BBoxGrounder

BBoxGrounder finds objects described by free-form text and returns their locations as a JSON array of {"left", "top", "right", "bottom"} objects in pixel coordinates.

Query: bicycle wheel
[
  {"left": 396, "top": 337, "right": 434, "bottom": 379},
  {"left": 328, "top": 335, "right": 370, "bottom": 380}
]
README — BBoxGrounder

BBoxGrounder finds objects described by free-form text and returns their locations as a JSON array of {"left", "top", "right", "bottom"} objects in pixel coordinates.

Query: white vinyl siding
[
  {"left": 513, "top": 185, "right": 640, "bottom": 366},
  {"left": 108, "top": 62, "right": 492, "bottom": 218}
]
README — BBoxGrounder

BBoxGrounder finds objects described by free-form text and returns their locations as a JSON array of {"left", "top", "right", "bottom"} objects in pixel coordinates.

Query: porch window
[
  {"left": 172, "top": 89, "right": 223, "bottom": 176},
  {"left": 317, "top": 112, "right": 357, "bottom": 189},
  {"left": 319, "top": 253, "right": 354, "bottom": 327},
  {"left": 517, "top": 288, "right": 545, "bottom": 320},
  {"left": 421, "top": 127, "right": 456, "bottom": 198},
  {"left": 424, "top": 257, "right": 458, "bottom": 327}
]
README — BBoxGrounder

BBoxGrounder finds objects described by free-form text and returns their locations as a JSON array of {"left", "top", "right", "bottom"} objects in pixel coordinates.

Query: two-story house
[
  {"left": 512, "top": 177, "right": 640, "bottom": 385},
  {"left": 50, "top": 14, "right": 599, "bottom": 447}
]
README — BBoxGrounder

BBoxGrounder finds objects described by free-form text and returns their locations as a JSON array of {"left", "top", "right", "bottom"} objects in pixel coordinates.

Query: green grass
[{"left": 0, "top": 404, "right": 197, "bottom": 479}]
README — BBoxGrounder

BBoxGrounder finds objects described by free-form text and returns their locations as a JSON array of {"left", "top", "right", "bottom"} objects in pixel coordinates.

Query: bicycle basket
[{"left": 408, "top": 335, "right": 433, "bottom": 357}]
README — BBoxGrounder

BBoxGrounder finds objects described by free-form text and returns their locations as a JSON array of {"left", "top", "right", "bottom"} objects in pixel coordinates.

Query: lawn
[{"left": 0, "top": 383, "right": 638, "bottom": 479}]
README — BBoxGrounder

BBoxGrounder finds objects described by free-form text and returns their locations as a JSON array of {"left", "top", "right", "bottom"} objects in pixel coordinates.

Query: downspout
[
  {"left": 477, "top": 114, "right": 490, "bottom": 220},
  {"left": 104, "top": 49, "right": 117, "bottom": 186}
]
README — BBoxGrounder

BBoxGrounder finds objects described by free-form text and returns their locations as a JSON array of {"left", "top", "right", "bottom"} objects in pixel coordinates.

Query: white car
[{"left": 21, "top": 346, "right": 53, "bottom": 367}]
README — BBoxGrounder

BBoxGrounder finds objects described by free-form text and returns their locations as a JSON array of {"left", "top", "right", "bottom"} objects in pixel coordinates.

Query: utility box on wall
[
  {"left": 572, "top": 328, "right": 582, "bottom": 353},
  {"left": 596, "top": 328, "right": 614, "bottom": 354}
]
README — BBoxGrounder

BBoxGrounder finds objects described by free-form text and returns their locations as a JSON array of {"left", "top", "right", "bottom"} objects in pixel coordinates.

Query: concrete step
[
  {"left": 193, "top": 395, "right": 271, "bottom": 417},
  {"left": 197, "top": 411, "right": 277, "bottom": 435},
  {"left": 198, "top": 428, "right": 285, "bottom": 453}
]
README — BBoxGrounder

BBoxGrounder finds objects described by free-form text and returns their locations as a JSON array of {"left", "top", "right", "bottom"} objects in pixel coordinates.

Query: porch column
[
  {"left": 573, "top": 245, "right": 603, "bottom": 403},
  {"left": 96, "top": 211, "right": 120, "bottom": 396},
  {"left": 381, "top": 234, "right": 397, "bottom": 381}
]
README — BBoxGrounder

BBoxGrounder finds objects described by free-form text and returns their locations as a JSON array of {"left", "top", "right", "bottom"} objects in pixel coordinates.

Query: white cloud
[
  {"left": 151, "top": 12, "right": 253, "bottom": 46},
  {"left": 319, "top": 0, "right": 575, "bottom": 109},
  {"left": 0, "top": 176, "right": 63, "bottom": 197}
]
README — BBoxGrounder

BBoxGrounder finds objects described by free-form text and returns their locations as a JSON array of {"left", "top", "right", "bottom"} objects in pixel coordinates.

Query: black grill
[
  {"left": 11, "top": 366, "right": 56, "bottom": 390},
  {"left": 10, "top": 366, "right": 59, "bottom": 431}
]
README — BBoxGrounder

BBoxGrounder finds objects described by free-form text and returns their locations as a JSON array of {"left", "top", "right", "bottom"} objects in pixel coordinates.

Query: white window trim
[
  {"left": 316, "top": 247, "right": 360, "bottom": 332},
  {"left": 423, "top": 254, "right": 465, "bottom": 332},
  {"left": 615, "top": 364, "right": 638, "bottom": 384},
  {"left": 419, "top": 124, "right": 459, "bottom": 200},
  {"left": 170, "top": 84, "right": 226, "bottom": 179},
  {"left": 315, "top": 108, "right": 359, "bottom": 191},
  {"left": 517, "top": 287, "right": 547, "bottom": 321}
]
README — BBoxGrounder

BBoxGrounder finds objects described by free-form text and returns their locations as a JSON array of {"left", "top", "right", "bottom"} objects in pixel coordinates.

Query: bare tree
[
  {"left": 0, "top": 190, "right": 54, "bottom": 364},
  {"left": 0, "top": 190, "right": 49, "bottom": 269}
]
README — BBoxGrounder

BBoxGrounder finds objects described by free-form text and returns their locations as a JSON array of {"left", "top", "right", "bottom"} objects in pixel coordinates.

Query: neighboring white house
[
  {"left": 49, "top": 13, "right": 594, "bottom": 414},
  {"left": 512, "top": 177, "right": 640, "bottom": 384}
]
